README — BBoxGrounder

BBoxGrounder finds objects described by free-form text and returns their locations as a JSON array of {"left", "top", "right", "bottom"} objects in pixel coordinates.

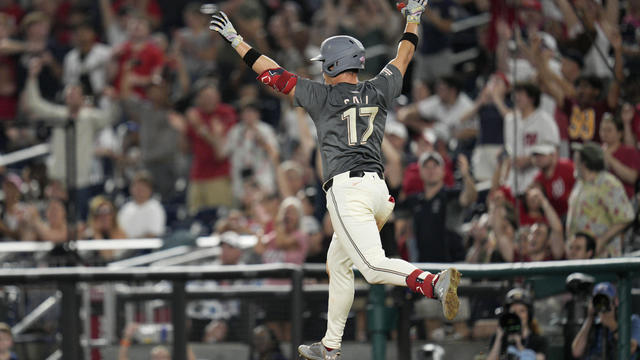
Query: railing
[
  {"left": 0, "top": 259, "right": 637, "bottom": 360},
  {"left": 0, "top": 143, "right": 50, "bottom": 167}
]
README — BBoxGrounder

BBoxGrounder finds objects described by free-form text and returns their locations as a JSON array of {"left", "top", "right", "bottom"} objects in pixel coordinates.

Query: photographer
[
  {"left": 571, "top": 282, "right": 640, "bottom": 359},
  {"left": 487, "top": 288, "right": 548, "bottom": 360}
]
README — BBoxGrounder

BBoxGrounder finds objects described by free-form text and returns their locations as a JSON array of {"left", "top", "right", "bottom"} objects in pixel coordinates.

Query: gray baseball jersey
[{"left": 294, "top": 64, "right": 403, "bottom": 181}]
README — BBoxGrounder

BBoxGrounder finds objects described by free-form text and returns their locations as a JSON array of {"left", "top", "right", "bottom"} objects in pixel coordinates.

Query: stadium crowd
[{"left": 0, "top": 0, "right": 639, "bottom": 353}]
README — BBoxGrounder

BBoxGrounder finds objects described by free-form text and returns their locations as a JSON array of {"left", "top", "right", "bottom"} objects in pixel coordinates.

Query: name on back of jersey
[{"left": 343, "top": 95, "right": 370, "bottom": 105}]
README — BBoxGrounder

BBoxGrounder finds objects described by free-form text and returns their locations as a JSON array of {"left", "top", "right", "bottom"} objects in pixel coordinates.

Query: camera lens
[
  {"left": 499, "top": 312, "right": 522, "bottom": 335},
  {"left": 592, "top": 294, "right": 611, "bottom": 313}
]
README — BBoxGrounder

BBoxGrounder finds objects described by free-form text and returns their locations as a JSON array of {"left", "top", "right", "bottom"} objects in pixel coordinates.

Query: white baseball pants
[{"left": 321, "top": 171, "right": 422, "bottom": 349}]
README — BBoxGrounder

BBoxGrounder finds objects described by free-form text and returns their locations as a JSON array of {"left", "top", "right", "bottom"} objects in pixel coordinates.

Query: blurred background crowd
[{"left": 0, "top": 0, "right": 639, "bottom": 356}]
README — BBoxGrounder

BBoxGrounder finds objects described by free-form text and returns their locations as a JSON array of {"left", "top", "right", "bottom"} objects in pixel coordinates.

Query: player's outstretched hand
[
  {"left": 209, "top": 11, "right": 243, "bottom": 48},
  {"left": 397, "top": 0, "right": 428, "bottom": 24}
]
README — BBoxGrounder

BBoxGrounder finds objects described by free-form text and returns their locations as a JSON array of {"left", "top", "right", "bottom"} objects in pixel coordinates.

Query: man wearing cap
[
  {"left": 210, "top": 2, "right": 462, "bottom": 358},
  {"left": 572, "top": 282, "right": 640, "bottom": 359},
  {"left": 402, "top": 151, "right": 476, "bottom": 263},
  {"left": 401, "top": 129, "right": 455, "bottom": 199},
  {"left": 567, "top": 142, "right": 634, "bottom": 258},
  {"left": 399, "top": 151, "right": 476, "bottom": 339},
  {"left": 531, "top": 141, "right": 576, "bottom": 219}
]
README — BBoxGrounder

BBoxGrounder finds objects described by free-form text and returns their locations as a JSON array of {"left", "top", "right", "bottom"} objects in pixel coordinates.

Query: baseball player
[{"left": 209, "top": 1, "right": 460, "bottom": 359}]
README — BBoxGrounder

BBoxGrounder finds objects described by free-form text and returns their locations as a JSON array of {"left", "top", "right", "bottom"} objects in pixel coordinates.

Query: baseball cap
[
  {"left": 572, "top": 141, "right": 604, "bottom": 169},
  {"left": 592, "top": 282, "right": 616, "bottom": 299},
  {"left": 419, "top": 151, "right": 444, "bottom": 167},
  {"left": 385, "top": 121, "right": 408, "bottom": 140},
  {"left": 220, "top": 231, "right": 242, "bottom": 248},
  {"left": 505, "top": 288, "right": 532, "bottom": 306},
  {"left": 531, "top": 142, "right": 557, "bottom": 155}
]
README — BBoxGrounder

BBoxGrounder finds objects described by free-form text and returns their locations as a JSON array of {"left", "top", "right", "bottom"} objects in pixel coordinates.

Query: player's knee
[
  {"left": 359, "top": 258, "right": 391, "bottom": 284},
  {"left": 361, "top": 269, "right": 386, "bottom": 284}
]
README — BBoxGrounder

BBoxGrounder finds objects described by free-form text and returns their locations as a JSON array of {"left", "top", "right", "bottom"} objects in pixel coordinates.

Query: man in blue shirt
[{"left": 571, "top": 282, "right": 640, "bottom": 359}]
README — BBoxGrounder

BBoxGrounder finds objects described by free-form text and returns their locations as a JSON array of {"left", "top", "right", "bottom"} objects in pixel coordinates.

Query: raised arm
[
  {"left": 389, "top": 0, "right": 427, "bottom": 77},
  {"left": 210, "top": 12, "right": 297, "bottom": 99},
  {"left": 24, "top": 58, "right": 68, "bottom": 121},
  {"left": 534, "top": 188, "right": 565, "bottom": 259}
]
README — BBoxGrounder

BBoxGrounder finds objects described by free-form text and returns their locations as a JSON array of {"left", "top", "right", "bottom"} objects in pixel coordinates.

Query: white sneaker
[{"left": 433, "top": 268, "right": 461, "bottom": 320}]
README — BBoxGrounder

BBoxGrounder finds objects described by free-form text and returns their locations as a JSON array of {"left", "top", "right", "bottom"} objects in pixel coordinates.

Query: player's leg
[
  {"left": 327, "top": 175, "right": 460, "bottom": 319},
  {"left": 326, "top": 182, "right": 417, "bottom": 287},
  {"left": 298, "top": 233, "right": 351, "bottom": 359},
  {"left": 322, "top": 233, "right": 355, "bottom": 349}
]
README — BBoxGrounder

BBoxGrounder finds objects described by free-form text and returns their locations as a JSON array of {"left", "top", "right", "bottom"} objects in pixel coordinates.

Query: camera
[
  {"left": 592, "top": 293, "right": 612, "bottom": 313},
  {"left": 566, "top": 273, "right": 594, "bottom": 297},
  {"left": 499, "top": 311, "right": 522, "bottom": 335}
]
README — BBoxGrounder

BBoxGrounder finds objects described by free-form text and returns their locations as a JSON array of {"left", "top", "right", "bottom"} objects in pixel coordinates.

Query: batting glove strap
[{"left": 210, "top": 11, "right": 243, "bottom": 48}]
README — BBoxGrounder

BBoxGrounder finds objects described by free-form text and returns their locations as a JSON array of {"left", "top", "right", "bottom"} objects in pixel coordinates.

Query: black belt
[{"left": 322, "top": 170, "right": 384, "bottom": 192}]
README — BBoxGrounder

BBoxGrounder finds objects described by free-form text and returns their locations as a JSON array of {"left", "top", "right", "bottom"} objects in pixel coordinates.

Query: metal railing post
[
  {"left": 103, "top": 284, "right": 116, "bottom": 344},
  {"left": 396, "top": 289, "right": 411, "bottom": 360},
  {"left": 369, "top": 284, "right": 386, "bottom": 360},
  {"left": 60, "top": 281, "right": 81, "bottom": 360},
  {"left": 618, "top": 273, "right": 631, "bottom": 360},
  {"left": 171, "top": 280, "right": 187, "bottom": 360},
  {"left": 64, "top": 118, "right": 77, "bottom": 230},
  {"left": 291, "top": 268, "right": 304, "bottom": 358},
  {"left": 80, "top": 283, "right": 91, "bottom": 360}
]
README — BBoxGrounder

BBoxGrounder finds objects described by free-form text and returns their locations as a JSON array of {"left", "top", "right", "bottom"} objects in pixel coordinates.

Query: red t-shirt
[
  {"left": 115, "top": 41, "right": 164, "bottom": 97},
  {"left": 611, "top": 145, "right": 640, "bottom": 198},
  {"left": 401, "top": 157, "right": 455, "bottom": 197},
  {"left": 519, "top": 204, "right": 546, "bottom": 226},
  {"left": 563, "top": 98, "right": 612, "bottom": 144},
  {"left": 186, "top": 105, "right": 237, "bottom": 181},
  {"left": 533, "top": 158, "right": 575, "bottom": 218}
]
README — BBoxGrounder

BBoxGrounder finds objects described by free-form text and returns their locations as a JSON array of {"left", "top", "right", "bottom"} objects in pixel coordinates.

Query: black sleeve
[
  {"left": 446, "top": 230, "right": 466, "bottom": 262},
  {"left": 397, "top": 195, "right": 419, "bottom": 214},
  {"left": 527, "top": 334, "right": 548, "bottom": 355}
]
